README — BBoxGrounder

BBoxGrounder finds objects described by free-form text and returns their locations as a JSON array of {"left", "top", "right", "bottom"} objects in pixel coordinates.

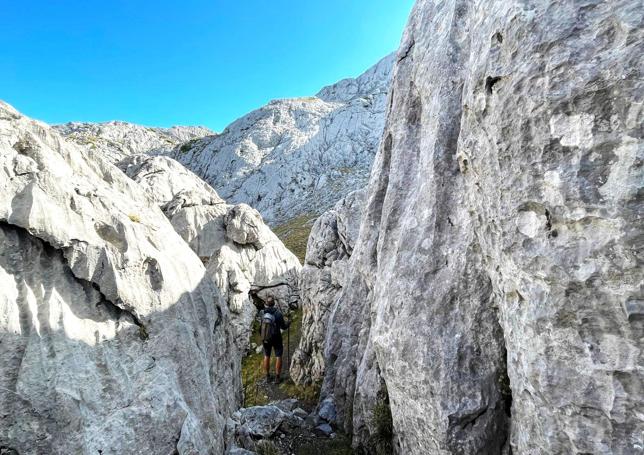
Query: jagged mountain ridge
[
  {"left": 53, "top": 55, "right": 393, "bottom": 229},
  {"left": 55, "top": 120, "right": 213, "bottom": 163},
  {"left": 171, "top": 54, "right": 394, "bottom": 226}
]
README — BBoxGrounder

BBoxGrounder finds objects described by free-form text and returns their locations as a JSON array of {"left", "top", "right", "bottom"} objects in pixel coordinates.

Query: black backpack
[{"left": 260, "top": 311, "right": 277, "bottom": 342}]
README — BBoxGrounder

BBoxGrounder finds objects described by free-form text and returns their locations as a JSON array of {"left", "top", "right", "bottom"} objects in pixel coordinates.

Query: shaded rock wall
[
  {"left": 317, "top": 1, "right": 643, "bottom": 454},
  {"left": 0, "top": 102, "right": 238, "bottom": 454},
  {"left": 291, "top": 189, "right": 366, "bottom": 385}
]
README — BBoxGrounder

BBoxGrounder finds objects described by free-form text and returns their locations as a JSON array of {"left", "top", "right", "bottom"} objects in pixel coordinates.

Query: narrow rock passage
[
  {"left": 229, "top": 308, "right": 354, "bottom": 454},
  {"left": 242, "top": 309, "right": 315, "bottom": 408}
]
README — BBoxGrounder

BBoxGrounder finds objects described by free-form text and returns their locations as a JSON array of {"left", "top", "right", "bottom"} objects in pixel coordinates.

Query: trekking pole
[{"left": 286, "top": 306, "right": 291, "bottom": 381}]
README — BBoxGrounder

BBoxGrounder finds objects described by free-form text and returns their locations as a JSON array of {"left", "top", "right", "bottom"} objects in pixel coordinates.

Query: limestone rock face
[
  {"left": 172, "top": 55, "right": 394, "bottom": 225},
  {"left": 0, "top": 101, "right": 238, "bottom": 454},
  {"left": 56, "top": 120, "right": 213, "bottom": 163},
  {"left": 291, "top": 189, "right": 366, "bottom": 385},
  {"left": 118, "top": 154, "right": 228, "bottom": 259},
  {"left": 225, "top": 204, "right": 267, "bottom": 248},
  {"left": 318, "top": 1, "right": 643, "bottom": 454},
  {"left": 119, "top": 154, "right": 301, "bottom": 348}
]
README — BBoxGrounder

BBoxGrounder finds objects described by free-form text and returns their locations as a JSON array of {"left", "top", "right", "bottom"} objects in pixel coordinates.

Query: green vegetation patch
[
  {"left": 369, "top": 391, "right": 394, "bottom": 455},
  {"left": 255, "top": 440, "right": 280, "bottom": 455},
  {"left": 178, "top": 138, "right": 201, "bottom": 154},
  {"left": 273, "top": 214, "right": 318, "bottom": 263}
]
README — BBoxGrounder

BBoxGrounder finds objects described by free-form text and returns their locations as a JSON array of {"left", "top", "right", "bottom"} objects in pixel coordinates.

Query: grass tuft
[{"left": 255, "top": 440, "right": 280, "bottom": 455}]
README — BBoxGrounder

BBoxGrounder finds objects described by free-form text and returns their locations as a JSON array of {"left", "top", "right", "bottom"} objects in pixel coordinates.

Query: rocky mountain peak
[
  {"left": 171, "top": 55, "right": 395, "bottom": 226},
  {"left": 316, "top": 53, "right": 395, "bottom": 102}
]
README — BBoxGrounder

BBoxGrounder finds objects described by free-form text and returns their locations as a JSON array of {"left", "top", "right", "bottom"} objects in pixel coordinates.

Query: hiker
[{"left": 259, "top": 297, "right": 290, "bottom": 384}]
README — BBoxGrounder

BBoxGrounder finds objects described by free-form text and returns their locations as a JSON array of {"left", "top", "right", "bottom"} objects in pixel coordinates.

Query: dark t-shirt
[{"left": 260, "top": 307, "right": 289, "bottom": 342}]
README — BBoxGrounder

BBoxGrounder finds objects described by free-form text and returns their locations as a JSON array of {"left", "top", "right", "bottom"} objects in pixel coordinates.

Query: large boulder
[
  {"left": 118, "top": 153, "right": 228, "bottom": 260},
  {"left": 119, "top": 154, "right": 301, "bottom": 349},
  {"left": 318, "top": 1, "right": 643, "bottom": 454},
  {"left": 0, "top": 101, "right": 238, "bottom": 454},
  {"left": 225, "top": 204, "right": 268, "bottom": 248},
  {"left": 291, "top": 189, "right": 366, "bottom": 385},
  {"left": 226, "top": 401, "right": 305, "bottom": 452}
]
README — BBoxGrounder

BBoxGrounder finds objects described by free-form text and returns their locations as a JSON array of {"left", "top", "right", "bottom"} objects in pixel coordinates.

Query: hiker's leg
[
  {"left": 263, "top": 356, "right": 270, "bottom": 377},
  {"left": 262, "top": 342, "right": 272, "bottom": 378},
  {"left": 274, "top": 339, "right": 284, "bottom": 382},
  {"left": 275, "top": 356, "right": 283, "bottom": 378}
]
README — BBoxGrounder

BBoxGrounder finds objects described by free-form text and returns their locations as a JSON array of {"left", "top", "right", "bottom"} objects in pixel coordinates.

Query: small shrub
[
  {"left": 138, "top": 324, "right": 149, "bottom": 341},
  {"left": 373, "top": 400, "right": 393, "bottom": 439},
  {"left": 255, "top": 440, "right": 279, "bottom": 455},
  {"left": 179, "top": 138, "right": 200, "bottom": 154},
  {"left": 370, "top": 393, "right": 394, "bottom": 455}
]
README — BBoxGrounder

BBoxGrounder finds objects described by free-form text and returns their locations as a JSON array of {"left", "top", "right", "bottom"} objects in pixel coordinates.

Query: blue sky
[{"left": 0, "top": 0, "right": 414, "bottom": 131}]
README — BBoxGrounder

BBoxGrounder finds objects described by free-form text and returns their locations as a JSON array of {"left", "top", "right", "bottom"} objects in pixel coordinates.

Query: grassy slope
[{"left": 273, "top": 214, "right": 318, "bottom": 264}]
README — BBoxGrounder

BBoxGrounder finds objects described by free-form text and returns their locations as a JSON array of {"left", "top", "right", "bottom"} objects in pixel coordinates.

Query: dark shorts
[{"left": 263, "top": 338, "right": 284, "bottom": 358}]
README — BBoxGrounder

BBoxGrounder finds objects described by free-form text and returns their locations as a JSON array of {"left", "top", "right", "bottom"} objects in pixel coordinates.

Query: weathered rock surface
[
  {"left": 232, "top": 405, "right": 290, "bottom": 440},
  {"left": 119, "top": 154, "right": 301, "bottom": 348},
  {"left": 318, "top": 1, "right": 643, "bottom": 454},
  {"left": 314, "top": 423, "right": 334, "bottom": 437},
  {"left": 227, "top": 447, "right": 257, "bottom": 455},
  {"left": 291, "top": 189, "right": 366, "bottom": 385},
  {"left": 171, "top": 55, "right": 394, "bottom": 225},
  {"left": 118, "top": 154, "right": 228, "bottom": 258},
  {"left": 226, "top": 401, "right": 304, "bottom": 452},
  {"left": 0, "top": 101, "right": 238, "bottom": 453},
  {"left": 55, "top": 120, "right": 213, "bottom": 163}
]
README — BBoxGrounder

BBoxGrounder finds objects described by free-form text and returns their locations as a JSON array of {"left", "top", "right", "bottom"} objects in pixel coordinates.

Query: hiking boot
[
  {"left": 262, "top": 375, "right": 272, "bottom": 385},
  {"left": 274, "top": 376, "right": 282, "bottom": 384}
]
